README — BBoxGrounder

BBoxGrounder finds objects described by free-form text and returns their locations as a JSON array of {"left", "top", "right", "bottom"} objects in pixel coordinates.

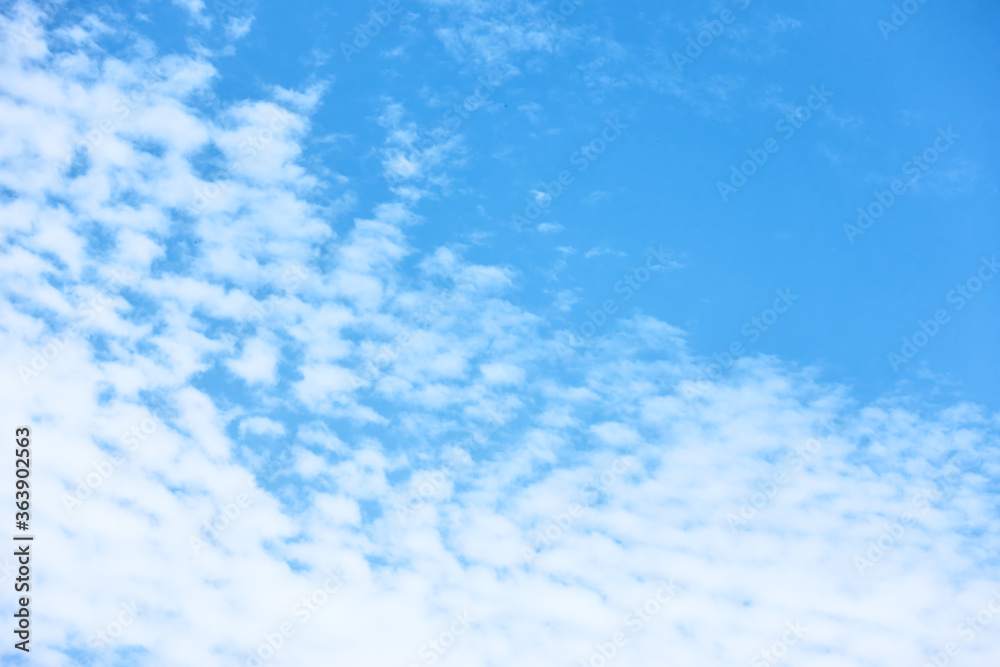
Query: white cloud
[
  {"left": 172, "top": 0, "right": 211, "bottom": 28},
  {"left": 584, "top": 246, "right": 627, "bottom": 259},
  {"left": 225, "top": 15, "right": 254, "bottom": 41},
  {"left": 240, "top": 416, "right": 286, "bottom": 437},
  {"left": 589, "top": 421, "right": 641, "bottom": 446},
  {"left": 530, "top": 188, "right": 551, "bottom": 205},
  {"left": 0, "top": 7, "right": 998, "bottom": 667},
  {"left": 551, "top": 288, "right": 578, "bottom": 312},
  {"left": 227, "top": 337, "right": 281, "bottom": 385}
]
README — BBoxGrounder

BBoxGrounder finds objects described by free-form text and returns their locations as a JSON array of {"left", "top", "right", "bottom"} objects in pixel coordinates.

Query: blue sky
[
  {"left": 1, "top": 1, "right": 999, "bottom": 666},
  {"left": 181, "top": 0, "right": 1000, "bottom": 407}
]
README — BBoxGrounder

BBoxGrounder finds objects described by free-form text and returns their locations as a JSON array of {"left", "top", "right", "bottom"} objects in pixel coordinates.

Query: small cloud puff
[
  {"left": 239, "top": 416, "right": 286, "bottom": 436},
  {"left": 225, "top": 15, "right": 254, "bottom": 41},
  {"left": 584, "top": 247, "right": 627, "bottom": 259}
]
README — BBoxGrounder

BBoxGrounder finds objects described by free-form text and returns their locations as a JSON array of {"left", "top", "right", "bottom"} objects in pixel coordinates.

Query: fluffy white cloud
[
  {"left": 240, "top": 417, "right": 286, "bottom": 437},
  {"left": 227, "top": 338, "right": 281, "bottom": 386}
]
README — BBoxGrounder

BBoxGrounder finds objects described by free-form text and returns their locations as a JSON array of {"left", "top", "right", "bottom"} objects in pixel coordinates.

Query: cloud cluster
[{"left": 0, "top": 4, "right": 998, "bottom": 667}]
